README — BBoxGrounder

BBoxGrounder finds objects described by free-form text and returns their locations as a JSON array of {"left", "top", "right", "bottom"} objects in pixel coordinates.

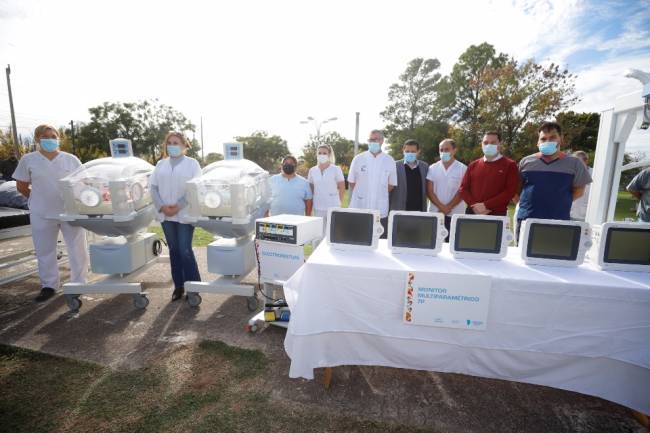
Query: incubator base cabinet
[
  {"left": 89, "top": 232, "right": 159, "bottom": 275},
  {"left": 207, "top": 236, "right": 256, "bottom": 277}
]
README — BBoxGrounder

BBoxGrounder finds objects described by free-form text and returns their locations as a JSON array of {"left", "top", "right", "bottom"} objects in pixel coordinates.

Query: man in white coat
[
  {"left": 348, "top": 129, "right": 398, "bottom": 238},
  {"left": 13, "top": 124, "right": 88, "bottom": 302}
]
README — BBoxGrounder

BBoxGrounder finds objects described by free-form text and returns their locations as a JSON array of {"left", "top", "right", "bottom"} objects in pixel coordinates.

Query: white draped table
[{"left": 283, "top": 240, "right": 650, "bottom": 414}]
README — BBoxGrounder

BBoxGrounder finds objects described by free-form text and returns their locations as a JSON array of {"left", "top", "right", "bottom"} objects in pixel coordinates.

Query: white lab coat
[
  {"left": 426, "top": 160, "right": 467, "bottom": 214},
  {"left": 308, "top": 164, "right": 344, "bottom": 211},
  {"left": 12, "top": 151, "right": 88, "bottom": 289},
  {"left": 150, "top": 156, "right": 202, "bottom": 222},
  {"left": 348, "top": 151, "right": 397, "bottom": 218}
]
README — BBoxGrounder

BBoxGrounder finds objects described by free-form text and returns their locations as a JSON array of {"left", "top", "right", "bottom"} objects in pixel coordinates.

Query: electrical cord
[{"left": 253, "top": 239, "right": 283, "bottom": 303}]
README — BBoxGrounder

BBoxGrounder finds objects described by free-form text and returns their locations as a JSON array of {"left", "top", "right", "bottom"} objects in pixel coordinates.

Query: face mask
[
  {"left": 317, "top": 154, "right": 330, "bottom": 165},
  {"left": 167, "top": 145, "right": 182, "bottom": 157},
  {"left": 539, "top": 141, "right": 558, "bottom": 156},
  {"left": 368, "top": 142, "right": 381, "bottom": 154},
  {"left": 482, "top": 144, "right": 498, "bottom": 157},
  {"left": 40, "top": 138, "right": 59, "bottom": 152},
  {"left": 282, "top": 164, "right": 296, "bottom": 175},
  {"left": 404, "top": 152, "right": 417, "bottom": 163},
  {"left": 440, "top": 152, "right": 452, "bottom": 162}
]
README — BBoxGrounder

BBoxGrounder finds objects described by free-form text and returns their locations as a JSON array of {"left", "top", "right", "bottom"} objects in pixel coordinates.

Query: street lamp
[{"left": 300, "top": 116, "right": 338, "bottom": 142}]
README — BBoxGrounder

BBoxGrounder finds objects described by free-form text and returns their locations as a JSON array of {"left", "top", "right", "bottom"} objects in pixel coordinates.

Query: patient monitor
[
  {"left": 520, "top": 219, "right": 592, "bottom": 267},
  {"left": 592, "top": 221, "right": 650, "bottom": 272},
  {"left": 450, "top": 214, "right": 512, "bottom": 260},
  {"left": 388, "top": 211, "right": 447, "bottom": 256},
  {"left": 327, "top": 207, "right": 383, "bottom": 251}
]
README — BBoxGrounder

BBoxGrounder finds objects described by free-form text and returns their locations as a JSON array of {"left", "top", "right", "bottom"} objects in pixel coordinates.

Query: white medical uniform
[
  {"left": 570, "top": 167, "right": 592, "bottom": 221},
  {"left": 426, "top": 160, "right": 467, "bottom": 214},
  {"left": 308, "top": 164, "right": 344, "bottom": 232},
  {"left": 348, "top": 151, "right": 397, "bottom": 218},
  {"left": 12, "top": 151, "right": 88, "bottom": 289},
  {"left": 150, "top": 156, "right": 202, "bottom": 222}
]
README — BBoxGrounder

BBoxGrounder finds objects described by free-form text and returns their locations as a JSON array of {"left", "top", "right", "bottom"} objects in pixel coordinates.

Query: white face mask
[{"left": 317, "top": 154, "right": 329, "bottom": 165}]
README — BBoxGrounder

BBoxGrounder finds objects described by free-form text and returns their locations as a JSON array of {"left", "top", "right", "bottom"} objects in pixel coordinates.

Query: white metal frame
[
  {"left": 449, "top": 214, "right": 513, "bottom": 260},
  {"left": 387, "top": 211, "right": 447, "bottom": 256},
  {"left": 520, "top": 219, "right": 592, "bottom": 267}
]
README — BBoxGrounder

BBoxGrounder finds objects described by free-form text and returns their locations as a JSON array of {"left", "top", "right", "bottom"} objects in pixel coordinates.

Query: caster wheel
[
  {"left": 133, "top": 294, "right": 149, "bottom": 309},
  {"left": 246, "top": 295, "right": 259, "bottom": 312},
  {"left": 246, "top": 324, "right": 258, "bottom": 333},
  {"left": 187, "top": 293, "right": 202, "bottom": 307},
  {"left": 66, "top": 295, "right": 82, "bottom": 312}
]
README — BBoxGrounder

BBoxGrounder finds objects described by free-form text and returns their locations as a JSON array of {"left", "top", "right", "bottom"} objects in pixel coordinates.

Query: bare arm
[
  {"left": 426, "top": 180, "right": 445, "bottom": 210},
  {"left": 388, "top": 185, "right": 395, "bottom": 193},
  {"left": 305, "top": 199, "right": 313, "bottom": 216},
  {"left": 572, "top": 186, "right": 586, "bottom": 201},
  {"left": 446, "top": 191, "right": 463, "bottom": 210},
  {"left": 16, "top": 180, "right": 30, "bottom": 198}
]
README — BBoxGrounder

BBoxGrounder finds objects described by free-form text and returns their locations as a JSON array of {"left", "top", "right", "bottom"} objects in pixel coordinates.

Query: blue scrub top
[{"left": 270, "top": 173, "right": 313, "bottom": 215}]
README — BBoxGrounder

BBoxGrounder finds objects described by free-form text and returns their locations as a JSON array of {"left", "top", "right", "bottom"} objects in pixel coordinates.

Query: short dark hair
[
  {"left": 538, "top": 121, "right": 562, "bottom": 136},
  {"left": 282, "top": 155, "right": 298, "bottom": 165},
  {"left": 483, "top": 130, "right": 501, "bottom": 142},
  {"left": 402, "top": 139, "right": 420, "bottom": 150},
  {"left": 439, "top": 138, "right": 456, "bottom": 149}
]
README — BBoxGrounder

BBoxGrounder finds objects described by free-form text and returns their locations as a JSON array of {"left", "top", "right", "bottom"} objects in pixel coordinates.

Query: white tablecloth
[{"left": 283, "top": 240, "right": 650, "bottom": 414}]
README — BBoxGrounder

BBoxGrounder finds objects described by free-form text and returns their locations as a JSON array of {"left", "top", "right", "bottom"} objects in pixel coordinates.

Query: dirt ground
[{"left": 0, "top": 237, "right": 648, "bottom": 433}]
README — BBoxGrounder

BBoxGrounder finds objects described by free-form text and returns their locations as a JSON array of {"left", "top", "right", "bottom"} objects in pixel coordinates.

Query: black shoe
[
  {"left": 171, "top": 287, "right": 185, "bottom": 302},
  {"left": 35, "top": 287, "right": 56, "bottom": 302}
]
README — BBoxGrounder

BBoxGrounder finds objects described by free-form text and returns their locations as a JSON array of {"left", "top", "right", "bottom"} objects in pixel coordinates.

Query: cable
[{"left": 253, "top": 239, "right": 283, "bottom": 303}]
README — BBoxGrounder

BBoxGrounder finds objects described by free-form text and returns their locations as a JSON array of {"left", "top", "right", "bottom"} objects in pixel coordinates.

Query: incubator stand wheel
[
  {"left": 187, "top": 293, "right": 202, "bottom": 307},
  {"left": 65, "top": 295, "right": 82, "bottom": 312},
  {"left": 246, "top": 295, "right": 259, "bottom": 312},
  {"left": 133, "top": 294, "right": 149, "bottom": 309}
]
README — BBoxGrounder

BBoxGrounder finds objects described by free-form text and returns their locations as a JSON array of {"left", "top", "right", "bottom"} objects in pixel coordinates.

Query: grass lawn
[{"left": 0, "top": 343, "right": 436, "bottom": 433}]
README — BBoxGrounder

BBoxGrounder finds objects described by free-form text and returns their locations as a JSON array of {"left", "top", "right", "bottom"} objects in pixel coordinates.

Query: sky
[{"left": 0, "top": 0, "right": 649, "bottom": 157}]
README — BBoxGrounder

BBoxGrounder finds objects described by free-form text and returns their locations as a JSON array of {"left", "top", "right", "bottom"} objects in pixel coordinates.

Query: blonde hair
[
  {"left": 34, "top": 124, "right": 59, "bottom": 143},
  {"left": 161, "top": 131, "right": 191, "bottom": 157},
  {"left": 317, "top": 144, "right": 336, "bottom": 164}
]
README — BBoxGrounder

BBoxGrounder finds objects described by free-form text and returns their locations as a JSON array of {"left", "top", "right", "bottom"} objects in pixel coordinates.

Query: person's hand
[
  {"left": 471, "top": 202, "right": 489, "bottom": 215},
  {"left": 439, "top": 204, "right": 451, "bottom": 215},
  {"left": 162, "top": 205, "right": 179, "bottom": 217}
]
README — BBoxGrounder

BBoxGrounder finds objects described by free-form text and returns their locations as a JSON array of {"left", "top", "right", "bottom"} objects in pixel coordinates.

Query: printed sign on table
[{"left": 404, "top": 271, "right": 491, "bottom": 330}]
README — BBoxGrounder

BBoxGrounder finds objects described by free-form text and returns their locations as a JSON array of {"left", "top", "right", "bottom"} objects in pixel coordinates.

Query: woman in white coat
[
  {"left": 13, "top": 124, "right": 88, "bottom": 302},
  {"left": 150, "top": 132, "right": 202, "bottom": 301},
  {"left": 307, "top": 144, "right": 345, "bottom": 235}
]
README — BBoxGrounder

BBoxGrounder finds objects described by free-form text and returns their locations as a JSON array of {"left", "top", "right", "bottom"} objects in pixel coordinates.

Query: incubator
[
  {"left": 181, "top": 148, "right": 271, "bottom": 307},
  {"left": 58, "top": 139, "right": 163, "bottom": 311}
]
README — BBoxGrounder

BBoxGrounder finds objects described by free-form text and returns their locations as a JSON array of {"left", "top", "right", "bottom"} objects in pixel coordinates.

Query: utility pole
[
  {"left": 354, "top": 112, "right": 360, "bottom": 155},
  {"left": 200, "top": 116, "right": 204, "bottom": 162},
  {"left": 70, "top": 120, "right": 75, "bottom": 154},
  {"left": 5, "top": 64, "right": 20, "bottom": 156}
]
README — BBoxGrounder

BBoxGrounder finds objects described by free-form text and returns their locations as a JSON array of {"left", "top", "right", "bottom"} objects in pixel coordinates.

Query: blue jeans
[{"left": 161, "top": 221, "right": 201, "bottom": 290}]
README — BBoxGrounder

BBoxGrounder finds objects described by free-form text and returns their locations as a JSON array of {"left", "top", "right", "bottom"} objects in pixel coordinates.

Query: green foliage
[
  {"left": 387, "top": 121, "right": 450, "bottom": 164},
  {"left": 69, "top": 99, "right": 196, "bottom": 163},
  {"left": 203, "top": 152, "right": 224, "bottom": 166},
  {"left": 555, "top": 111, "right": 600, "bottom": 153},
  {"left": 234, "top": 131, "right": 290, "bottom": 172},
  {"left": 381, "top": 58, "right": 442, "bottom": 132},
  {"left": 300, "top": 131, "right": 357, "bottom": 169}
]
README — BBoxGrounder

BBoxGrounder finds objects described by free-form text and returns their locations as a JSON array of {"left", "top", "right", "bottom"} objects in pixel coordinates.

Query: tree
[
  {"left": 233, "top": 131, "right": 289, "bottom": 172},
  {"left": 381, "top": 58, "right": 442, "bottom": 133},
  {"left": 71, "top": 99, "right": 196, "bottom": 163},
  {"left": 387, "top": 121, "right": 450, "bottom": 164},
  {"left": 300, "top": 131, "right": 357, "bottom": 169},
  {"left": 203, "top": 152, "right": 224, "bottom": 166},
  {"left": 555, "top": 111, "right": 600, "bottom": 153},
  {"left": 435, "top": 43, "right": 509, "bottom": 149},
  {"left": 480, "top": 60, "right": 579, "bottom": 151}
]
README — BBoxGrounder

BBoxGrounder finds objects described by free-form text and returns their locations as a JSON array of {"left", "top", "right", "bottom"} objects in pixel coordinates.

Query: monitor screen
[
  {"left": 527, "top": 223, "right": 580, "bottom": 260},
  {"left": 392, "top": 214, "right": 437, "bottom": 249},
  {"left": 454, "top": 219, "right": 502, "bottom": 253},
  {"left": 604, "top": 228, "right": 650, "bottom": 265},
  {"left": 330, "top": 211, "right": 374, "bottom": 246}
]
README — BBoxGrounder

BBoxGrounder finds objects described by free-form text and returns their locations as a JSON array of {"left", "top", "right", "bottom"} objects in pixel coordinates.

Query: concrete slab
[{"left": 0, "top": 244, "right": 646, "bottom": 433}]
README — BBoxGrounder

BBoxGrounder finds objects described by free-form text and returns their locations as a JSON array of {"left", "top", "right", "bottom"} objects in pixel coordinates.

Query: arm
[
  {"left": 446, "top": 191, "right": 463, "bottom": 210},
  {"left": 629, "top": 190, "right": 642, "bottom": 200},
  {"left": 426, "top": 180, "right": 446, "bottom": 211},
  {"left": 572, "top": 186, "right": 586, "bottom": 201},
  {"left": 483, "top": 162, "right": 520, "bottom": 212},
  {"left": 16, "top": 180, "right": 30, "bottom": 198},
  {"left": 349, "top": 182, "right": 355, "bottom": 193},
  {"left": 305, "top": 199, "right": 313, "bottom": 216},
  {"left": 458, "top": 165, "right": 475, "bottom": 206}
]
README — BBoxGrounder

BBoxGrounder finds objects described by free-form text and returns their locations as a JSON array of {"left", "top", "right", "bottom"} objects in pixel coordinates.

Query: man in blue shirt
[
  {"left": 517, "top": 121, "right": 592, "bottom": 239},
  {"left": 269, "top": 155, "right": 313, "bottom": 216}
]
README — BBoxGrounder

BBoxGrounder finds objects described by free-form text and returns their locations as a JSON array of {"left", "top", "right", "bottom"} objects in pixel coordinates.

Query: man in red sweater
[{"left": 459, "top": 131, "right": 519, "bottom": 216}]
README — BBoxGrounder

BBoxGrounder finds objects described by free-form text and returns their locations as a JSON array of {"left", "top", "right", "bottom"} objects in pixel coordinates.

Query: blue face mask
[
  {"left": 167, "top": 145, "right": 182, "bottom": 157},
  {"left": 482, "top": 144, "right": 498, "bottom": 157},
  {"left": 404, "top": 152, "right": 417, "bottom": 163},
  {"left": 440, "top": 151, "right": 452, "bottom": 162},
  {"left": 539, "top": 141, "right": 558, "bottom": 156},
  {"left": 368, "top": 142, "right": 381, "bottom": 154},
  {"left": 40, "top": 138, "right": 59, "bottom": 152}
]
